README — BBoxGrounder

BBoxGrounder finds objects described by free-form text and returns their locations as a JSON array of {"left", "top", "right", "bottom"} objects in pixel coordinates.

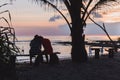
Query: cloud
[
  {"left": 85, "top": 22, "right": 120, "bottom": 35},
  {"left": 58, "top": 22, "right": 120, "bottom": 36},
  {"left": 91, "top": 11, "right": 102, "bottom": 18},
  {"left": 49, "top": 15, "right": 62, "bottom": 22}
]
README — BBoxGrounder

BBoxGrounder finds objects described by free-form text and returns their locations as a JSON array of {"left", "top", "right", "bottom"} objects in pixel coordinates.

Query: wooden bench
[
  {"left": 14, "top": 52, "right": 61, "bottom": 57},
  {"left": 91, "top": 48, "right": 100, "bottom": 59},
  {"left": 9, "top": 52, "right": 61, "bottom": 64},
  {"left": 105, "top": 48, "right": 114, "bottom": 58}
]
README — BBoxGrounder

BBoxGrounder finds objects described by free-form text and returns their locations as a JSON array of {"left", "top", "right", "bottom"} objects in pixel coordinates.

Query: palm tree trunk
[{"left": 71, "top": 0, "right": 88, "bottom": 63}]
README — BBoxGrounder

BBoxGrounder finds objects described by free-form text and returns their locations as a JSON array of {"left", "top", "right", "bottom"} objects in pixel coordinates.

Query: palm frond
[
  {"left": 0, "top": 3, "right": 8, "bottom": 7},
  {"left": 0, "top": 10, "right": 12, "bottom": 26},
  {"left": 94, "top": 0, "right": 117, "bottom": 10},
  {"left": 0, "top": 17, "right": 11, "bottom": 27}
]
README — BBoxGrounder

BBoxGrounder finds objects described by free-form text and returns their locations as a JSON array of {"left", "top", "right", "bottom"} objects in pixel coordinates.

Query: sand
[{"left": 16, "top": 53, "right": 120, "bottom": 80}]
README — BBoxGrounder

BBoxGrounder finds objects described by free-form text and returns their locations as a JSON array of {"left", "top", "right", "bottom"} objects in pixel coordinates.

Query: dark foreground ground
[{"left": 16, "top": 53, "right": 120, "bottom": 80}]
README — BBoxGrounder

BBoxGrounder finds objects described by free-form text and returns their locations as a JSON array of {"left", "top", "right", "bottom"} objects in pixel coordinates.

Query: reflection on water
[{"left": 16, "top": 35, "right": 119, "bottom": 62}]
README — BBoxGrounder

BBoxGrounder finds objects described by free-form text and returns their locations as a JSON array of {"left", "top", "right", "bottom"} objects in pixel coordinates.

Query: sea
[{"left": 15, "top": 35, "right": 119, "bottom": 62}]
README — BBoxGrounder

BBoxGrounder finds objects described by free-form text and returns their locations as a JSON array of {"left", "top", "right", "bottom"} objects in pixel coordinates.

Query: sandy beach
[{"left": 16, "top": 53, "right": 120, "bottom": 80}]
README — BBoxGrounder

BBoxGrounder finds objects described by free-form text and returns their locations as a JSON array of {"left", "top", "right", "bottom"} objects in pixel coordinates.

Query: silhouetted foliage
[{"left": 0, "top": 2, "right": 19, "bottom": 80}]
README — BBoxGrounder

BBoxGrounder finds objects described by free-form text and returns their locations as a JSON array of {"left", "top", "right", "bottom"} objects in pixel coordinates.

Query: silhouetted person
[
  {"left": 42, "top": 38, "right": 53, "bottom": 63},
  {"left": 29, "top": 35, "right": 43, "bottom": 65},
  {"left": 42, "top": 38, "right": 59, "bottom": 64}
]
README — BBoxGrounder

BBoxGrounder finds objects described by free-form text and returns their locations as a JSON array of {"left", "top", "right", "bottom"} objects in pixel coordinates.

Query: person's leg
[
  {"left": 34, "top": 54, "right": 43, "bottom": 66},
  {"left": 43, "top": 51, "right": 49, "bottom": 63},
  {"left": 30, "top": 55, "right": 32, "bottom": 65},
  {"left": 39, "top": 54, "right": 43, "bottom": 63},
  {"left": 45, "top": 54, "right": 49, "bottom": 63}
]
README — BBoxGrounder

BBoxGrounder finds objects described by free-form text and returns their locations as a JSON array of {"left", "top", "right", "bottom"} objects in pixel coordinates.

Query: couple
[{"left": 29, "top": 35, "right": 53, "bottom": 65}]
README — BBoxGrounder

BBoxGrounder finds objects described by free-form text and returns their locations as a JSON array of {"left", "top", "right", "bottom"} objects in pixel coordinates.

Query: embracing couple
[{"left": 29, "top": 35, "right": 59, "bottom": 66}]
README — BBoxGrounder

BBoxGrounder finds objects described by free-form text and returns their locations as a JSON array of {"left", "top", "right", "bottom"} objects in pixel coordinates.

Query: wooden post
[
  {"left": 91, "top": 48, "right": 100, "bottom": 59},
  {"left": 108, "top": 49, "right": 114, "bottom": 58},
  {"left": 95, "top": 49, "right": 100, "bottom": 59}
]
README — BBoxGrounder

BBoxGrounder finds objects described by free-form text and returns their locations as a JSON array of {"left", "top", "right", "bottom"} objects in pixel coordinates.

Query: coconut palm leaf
[
  {"left": 0, "top": 3, "right": 8, "bottom": 8},
  {"left": 0, "top": 10, "right": 12, "bottom": 26},
  {"left": 0, "top": 17, "right": 11, "bottom": 27}
]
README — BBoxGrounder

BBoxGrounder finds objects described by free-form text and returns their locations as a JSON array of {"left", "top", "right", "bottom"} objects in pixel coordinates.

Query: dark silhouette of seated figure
[
  {"left": 42, "top": 38, "right": 53, "bottom": 63},
  {"left": 29, "top": 35, "right": 43, "bottom": 65},
  {"left": 42, "top": 38, "right": 59, "bottom": 64}
]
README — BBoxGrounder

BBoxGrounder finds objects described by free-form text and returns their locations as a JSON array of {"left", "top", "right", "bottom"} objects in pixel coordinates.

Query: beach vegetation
[{"left": 0, "top": 2, "right": 19, "bottom": 80}]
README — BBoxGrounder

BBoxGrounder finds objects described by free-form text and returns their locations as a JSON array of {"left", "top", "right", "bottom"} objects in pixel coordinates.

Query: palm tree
[{"left": 33, "top": 0, "right": 117, "bottom": 63}]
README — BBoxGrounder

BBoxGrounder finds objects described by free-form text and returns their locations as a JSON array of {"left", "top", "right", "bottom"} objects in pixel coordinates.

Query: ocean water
[{"left": 15, "top": 35, "right": 119, "bottom": 62}]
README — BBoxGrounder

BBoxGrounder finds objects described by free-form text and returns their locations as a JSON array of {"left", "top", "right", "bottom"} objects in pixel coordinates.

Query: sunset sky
[{"left": 0, "top": 0, "right": 120, "bottom": 37}]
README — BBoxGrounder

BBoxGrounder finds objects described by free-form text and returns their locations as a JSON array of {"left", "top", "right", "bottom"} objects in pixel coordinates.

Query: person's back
[
  {"left": 42, "top": 38, "right": 53, "bottom": 54},
  {"left": 30, "top": 36, "right": 42, "bottom": 53},
  {"left": 29, "top": 35, "right": 43, "bottom": 64},
  {"left": 42, "top": 38, "right": 53, "bottom": 63}
]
